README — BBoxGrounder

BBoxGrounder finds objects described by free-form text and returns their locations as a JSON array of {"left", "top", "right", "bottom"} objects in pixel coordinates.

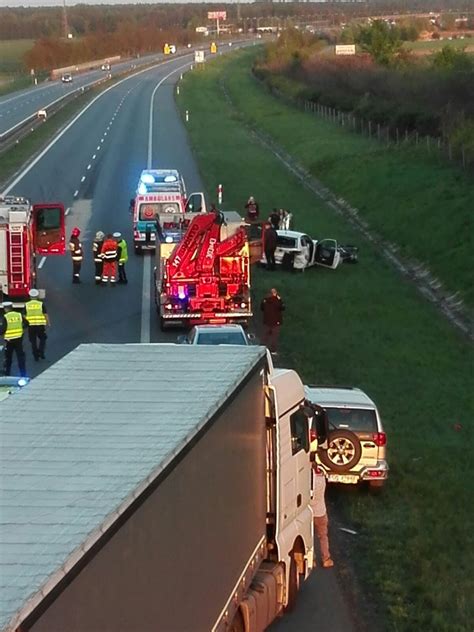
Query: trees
[{"left": 355, "top": 21, "right": 402, "bottom": 66}]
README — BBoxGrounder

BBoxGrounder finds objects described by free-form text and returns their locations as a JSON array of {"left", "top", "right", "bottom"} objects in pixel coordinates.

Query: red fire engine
[
  {"left": 155, "top": 210, "right": 252, "bottom": 330},
  {"left": 0, "top": 196, "right": 66, "bottom": 305}
]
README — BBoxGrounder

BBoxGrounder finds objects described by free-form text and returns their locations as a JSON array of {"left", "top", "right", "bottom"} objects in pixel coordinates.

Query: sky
[{"left": 3, "top": 0, "right": 246, "bottom": 6}]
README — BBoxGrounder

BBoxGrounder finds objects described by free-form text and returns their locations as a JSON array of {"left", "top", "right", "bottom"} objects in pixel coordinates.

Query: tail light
[
  {"left": 372, "top": 432, "right": 386, "bottom": 447},
  {"left": 134, "top": 230, "right": 140, "bottom": 238},
  {"left": 367, "top": 470, "right": 384, "bottom": 478}
]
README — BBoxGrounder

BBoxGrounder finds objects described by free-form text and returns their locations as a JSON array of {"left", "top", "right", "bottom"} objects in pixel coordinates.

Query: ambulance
[{"left": 131, "top": 169, "right": 206, "bottom": 256}]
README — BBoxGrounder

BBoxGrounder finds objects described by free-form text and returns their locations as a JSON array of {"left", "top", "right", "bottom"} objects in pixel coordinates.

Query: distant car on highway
[
  {"left": 177, "top": 324, "right": 252, "bottom": 346},
  {"left": 101, "top": 63, "right": 111, "bottom": 71},
  {"left": 61, "top": 73, "right": 72, "bottom": 83},
  {"left": 305, "top": 385, "right": 388, "bottom": 489}
]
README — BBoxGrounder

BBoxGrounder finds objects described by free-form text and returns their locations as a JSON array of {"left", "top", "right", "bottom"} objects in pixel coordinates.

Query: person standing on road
[
  {"left": 25, "top": 289, "right": 49, "bottom": 361},
  {"left": 92, "top": 231, "right": 105, "bottom": 285},
  {"left": 114, "top": 232, "right": 128, "bottom": 284},
  {"left": 311, "top": 463, "right": 334, "bottom": 569},
  {"left": 68, "top": 227, "right": 83, "bottom": 284},
  {"left": 263, "top": 222, "right": 278, "bottom": 271},
  {"left": 1, "top": 302, "right": 28, "bottom": 377},
  {"left": 270, "top": 209, "right": 280, "bottom": 229},
  {"left": 260, "top": 288, "right": 284, "bottom": 355},
  {"left": 100, "top": 233, "right": 119, "bottom": 286}
]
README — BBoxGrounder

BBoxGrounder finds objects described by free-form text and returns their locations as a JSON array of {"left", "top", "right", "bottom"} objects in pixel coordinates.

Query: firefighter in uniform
[
  {"left": 114, "top": 232, "right": 128, "bottom": 284},
  {"left": 25, "top": 289, "right": 49, "bottom": 361},
  {"left": 1, "top": 301, "right": 28, "bottom": 377},
  {"left": 69, "top": 227, "right": 83, "bottom": 284},
  {"left": 100, "top": 234, "right": 119, "bottom": 285},
  {"left": 92, "top": 231, "right": 105, "bottom": 285}
]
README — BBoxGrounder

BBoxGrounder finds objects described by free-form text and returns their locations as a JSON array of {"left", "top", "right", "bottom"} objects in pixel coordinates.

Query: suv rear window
[{"left": 326, "top": 408, "right": 377, "bottom": 432}]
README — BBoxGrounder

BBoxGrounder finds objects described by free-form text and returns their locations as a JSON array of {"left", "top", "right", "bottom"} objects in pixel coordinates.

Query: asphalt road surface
[
  {"left": 2, "top": 51, "right": 357, "bottom": 632},
  {"left": 0, "top": 49, "right": 187, "bottom": 137}
]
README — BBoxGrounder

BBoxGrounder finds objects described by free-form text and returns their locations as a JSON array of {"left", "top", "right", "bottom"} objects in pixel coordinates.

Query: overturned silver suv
[{"left": 305, "top": 385, "right": 388, "bottom": 489}]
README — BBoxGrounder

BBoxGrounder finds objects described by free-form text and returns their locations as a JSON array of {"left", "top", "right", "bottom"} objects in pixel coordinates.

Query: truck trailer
[{"left": 0, "top": 344, "right": 314, "bottom": 632}]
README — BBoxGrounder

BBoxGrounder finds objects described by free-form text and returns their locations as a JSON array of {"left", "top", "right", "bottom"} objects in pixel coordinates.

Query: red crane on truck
[
  {"left": 155, "top": 210, "right": 252, "bottom": 330},
  {"left": 0, "top": 196, "right": 65, "bottom": 305}
]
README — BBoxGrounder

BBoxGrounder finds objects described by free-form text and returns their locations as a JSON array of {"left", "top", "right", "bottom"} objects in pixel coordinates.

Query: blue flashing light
[
  {"left": 178, "top": 290, "right": 186, "bottom": 300},
  {"left": 165, "top": 236, "right": 173, "bottom": 244},
  {"left": 17, "top": 378, "right": 29, "bottom": 387},
  {"left": 141, "top": 173, "right": 155, "bottom": 185},
  {"left": 138, "top": 183, "right": 147, "bottom": 195}
]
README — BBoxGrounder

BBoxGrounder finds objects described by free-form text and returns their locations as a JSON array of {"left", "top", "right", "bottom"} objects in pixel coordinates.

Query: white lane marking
[
  {"left": 87, "top": 164, "right": 91, "bottom": 170},
  {"left": 38, "top": 257, "right": 46, "bottom": 269},
  {"left": 96, "top": 145, "right": 100, "bottom": 150},
  {"left": 73, "top": 190, "right": 79, "bottom": 197},
  {"left": 103, "top": 131, "right": 107, "bottom": 136},
  {"left": 100, "top": 138, "right": 104, "bottom": 143},
  {"left": 2, "top": 55, "right": 193, "bottom": 195},
  {"left": 141, "top": 62, "right": 191, "bottom": 342},
  {"left": 80, "top": 176, "right": 85, "bottom": 182},
  {"left": 92, "top": 154, "right": 96, "bottom": 159},
  {"left": 65, "top": 207, "right": 71, "bottom": 215}
]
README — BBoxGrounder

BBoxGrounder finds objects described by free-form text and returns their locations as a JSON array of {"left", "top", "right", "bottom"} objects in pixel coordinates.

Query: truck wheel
[
  {"left": 159, "top": 317, "right": 167, "bottom": 331},
  {"left": 229, "top": 609, "right": 245, "bottom": 632},
  {"left": 285, "top": 555, "right": 299, "bottom": 613},
  {"left": 318, "top": 429, "right": 362, "bottom": 473}
]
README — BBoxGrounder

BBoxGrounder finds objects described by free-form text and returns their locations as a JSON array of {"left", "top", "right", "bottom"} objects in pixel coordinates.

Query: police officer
[
  {"left": 1, "top": 301, "right": 28, "bottom": 377},
  {"left": 92, "top": 231, "right": 105, "bottom": 285},
  {"left": 114, "top": 232, "right": 128, "bottom": 284},
  {"left": 69, "top": 227, "right": 83, "bottom": 284},
  {"left": 25, "top": 289, "right": 49, "bottom": 361}
]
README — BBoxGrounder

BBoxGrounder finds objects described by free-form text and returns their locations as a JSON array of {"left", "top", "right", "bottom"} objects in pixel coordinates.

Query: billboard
[{"left": 208, "top": 11, "right": 227, "bottom": 20}]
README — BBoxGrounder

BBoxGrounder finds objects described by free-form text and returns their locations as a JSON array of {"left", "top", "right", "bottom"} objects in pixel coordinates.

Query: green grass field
[
  {"left": 0, "top": 39, "right": 35, "bottom": 73},
  {"left": 177, "top": 51, "right": 474, "bottom": 631}
]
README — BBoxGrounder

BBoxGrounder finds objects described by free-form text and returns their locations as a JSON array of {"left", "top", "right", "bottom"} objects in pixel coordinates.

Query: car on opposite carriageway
[{"left": 177, "top": 324, "right": 253, "bottom": 346}]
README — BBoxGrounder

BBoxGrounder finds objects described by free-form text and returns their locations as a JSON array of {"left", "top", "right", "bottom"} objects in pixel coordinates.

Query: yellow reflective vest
[
  {"left": 25, "top": 299, "right": 47, "bottom": 326},
  {"left": 4, "top": 311, "right": 24, "bottom": 340}
]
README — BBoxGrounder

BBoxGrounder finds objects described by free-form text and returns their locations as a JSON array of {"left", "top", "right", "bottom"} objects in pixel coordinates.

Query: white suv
[{"left": 305, "top": 385, "right": 388, "bottom": 489}]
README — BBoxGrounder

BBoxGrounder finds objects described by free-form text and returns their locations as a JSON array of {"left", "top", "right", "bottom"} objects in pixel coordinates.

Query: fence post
[
  {"left": 377, "top": 123, "right": 381, "bottom": 140},
  {"left": 415, "top": 131, "right": 419, "bottom": 145},
  {"left": 462, "top": 146, "right": 466, "bottom": 169},
  {"left": 369, "top": 121, "right": 372, "bottom": 137},
  {"left": 405, "top": 129, "right": 409, "bottom": 143},
  {"left": 427, "top": 136, "right": 430, "bottom": 152},
  {"left": 396, "top": 128, "right": 399, "bottom": 145},
  {"left": 448, "top": 142, "right": 453, "bottom": 161}
]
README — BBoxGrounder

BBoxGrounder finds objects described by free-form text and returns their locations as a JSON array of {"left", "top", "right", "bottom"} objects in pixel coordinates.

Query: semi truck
[
  {"left": 155, "top": 210, "right": 252, "bottom": 330},
  {"left": 0, "top": 196, "right": 65, "bottom": 305},
  {"left": 0, "top": 344, "right": 314, "bottom": 632}
]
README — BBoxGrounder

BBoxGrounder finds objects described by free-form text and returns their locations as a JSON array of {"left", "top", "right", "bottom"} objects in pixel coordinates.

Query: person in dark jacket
[
  {"left": 245, "top": 196, "right": 259, "bottom": 221},
  {"left": 261, "top": 288, "right": 285, "bottom": 355},
  {"left": 269, "top": 209, "right": 280, "bottom": 229},
  {"left": 264, "top": 223, "right": 278, "bottom": 271},
  {"left": 92, "top": 231, "right": 105, "bottom": 285},
  {"left": 68, "top": 227, "right": 83, "bottom": 284}
]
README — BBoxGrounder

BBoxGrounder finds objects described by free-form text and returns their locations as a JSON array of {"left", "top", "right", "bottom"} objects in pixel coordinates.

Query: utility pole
[{"left": 62, "top": 0, "right": 69, "bottom": 39}]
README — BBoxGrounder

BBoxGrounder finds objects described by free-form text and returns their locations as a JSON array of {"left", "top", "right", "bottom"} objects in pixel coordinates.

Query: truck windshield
[
  {"left": 326, "top": 408, "right": 377, "bottom": 432},
  {"left": 139, "top": 202, "right": 181, "bottom": 221},
  {"left": 196, "top": 333, "right": 247, "bottom": 345}
]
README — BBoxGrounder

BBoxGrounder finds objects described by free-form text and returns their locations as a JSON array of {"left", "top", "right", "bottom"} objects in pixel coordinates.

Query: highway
[
  {"left": 2, "top": 47, "right": 356, "bottom": 632},
  {"left": 0, "top": 50, "right": 183, "bottom": 137}
]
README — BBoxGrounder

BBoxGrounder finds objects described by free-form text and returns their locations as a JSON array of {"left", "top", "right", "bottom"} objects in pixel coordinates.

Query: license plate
[{"left": 328, "top": 474, "right": 359, "bottom": 484}]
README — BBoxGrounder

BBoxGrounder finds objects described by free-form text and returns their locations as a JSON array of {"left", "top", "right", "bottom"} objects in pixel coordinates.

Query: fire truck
[
  {"left": 155, "top": 210, "right": 252, "bottom": 330},
  {"left": 131, "top": 169, "right": 206, "bottom": 256},
  {"left": 0, "top": 196, "right": 66, "bottom": 305}
]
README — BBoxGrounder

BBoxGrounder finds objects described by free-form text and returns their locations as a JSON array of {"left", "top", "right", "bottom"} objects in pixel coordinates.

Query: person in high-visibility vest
[
  {"left": 69, "top": 226, "right": 83, "bottom": 284},
  {"left": 1, "top": 301, "right": 28, "bottom": 377},
  {"left": 92, "top": 231, "right": 105, "bottom": 285},
  {"left": 114, "top": 232, "right": 128, "bottom": 284},
  {"left": 25, "top": 289, "right": 49, "bottom": 361},
  {"left": 100, "top": 234, "right": 119, "bottom": 285}
]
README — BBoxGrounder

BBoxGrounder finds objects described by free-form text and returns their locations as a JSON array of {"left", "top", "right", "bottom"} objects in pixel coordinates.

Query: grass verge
[{"left": 177, "top": 52, "right": 474, "bottom": 631}]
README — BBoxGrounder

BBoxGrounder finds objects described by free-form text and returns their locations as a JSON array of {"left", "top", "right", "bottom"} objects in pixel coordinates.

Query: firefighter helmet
[
  {"left": 71, "top": 227, "right": 81, "bottom": 237},
  {"left": 28, "top": 289, "right": 40, "bottom": 298}
]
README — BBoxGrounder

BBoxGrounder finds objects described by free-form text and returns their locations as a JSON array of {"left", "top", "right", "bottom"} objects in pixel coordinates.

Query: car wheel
[
  {"left": 284, "top": 554, "right": 299, "bottom": 613},
  {"left": 318, "top": 429, "right": 362, "bottom": 473}
]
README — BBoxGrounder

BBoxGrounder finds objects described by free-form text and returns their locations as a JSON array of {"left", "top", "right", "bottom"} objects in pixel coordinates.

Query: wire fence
[{"left": 265, "top": 84, "right": 473, "bottom": 173}]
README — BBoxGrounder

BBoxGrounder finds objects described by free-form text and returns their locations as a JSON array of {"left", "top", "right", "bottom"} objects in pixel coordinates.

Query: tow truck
[
  {"left": 155, "top": 210, "right": 252, "bottom": 330},
  {"left": 0, "top": 196, "right": 66, "bottom": 306},
  {"left": 131, "top": 169, "right": 206, "bottom": 255}
]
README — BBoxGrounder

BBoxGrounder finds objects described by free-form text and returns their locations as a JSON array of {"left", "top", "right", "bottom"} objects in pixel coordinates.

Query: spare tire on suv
[{"left": 318, "top": 429, "right": 362, "bottom": 473}]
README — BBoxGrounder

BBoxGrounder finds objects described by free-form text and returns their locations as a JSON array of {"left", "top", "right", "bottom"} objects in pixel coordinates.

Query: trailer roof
[{"left": 0, "top": 343, "right": 266, "bottom": 632}]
